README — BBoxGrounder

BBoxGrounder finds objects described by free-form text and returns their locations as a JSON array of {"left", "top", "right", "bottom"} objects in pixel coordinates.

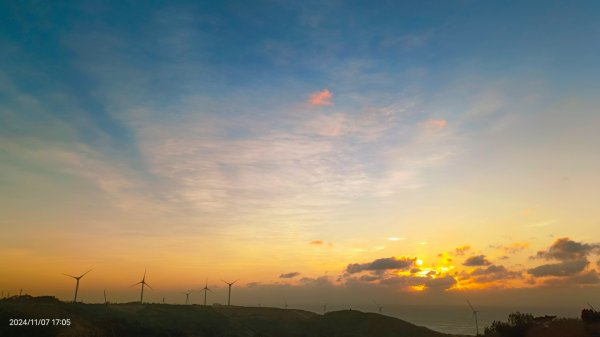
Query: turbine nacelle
[
  {"left": 200, "top": 279, "right": 212, "bottom": 306},
  {"left": 222, "top": 279, "right": 238, "bottom": 306},
  {"left": 62, "top": 269, "right": 92, "bottom": 303},
  {"left": 130, "top": 269, "right": 152, "bottom": 304}
]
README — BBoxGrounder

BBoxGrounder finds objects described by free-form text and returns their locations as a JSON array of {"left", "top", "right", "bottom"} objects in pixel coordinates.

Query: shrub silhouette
[
  {"left": 582, "top": 309, "right": 600, "bottom": 324},
  {"left": 484, "top": 312, "right": 535, "bottom": 337}
]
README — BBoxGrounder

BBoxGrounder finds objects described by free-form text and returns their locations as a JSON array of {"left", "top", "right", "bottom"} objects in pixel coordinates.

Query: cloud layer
[
  {"left": 463, "top": 255, "right": 492, "bottom": 267},
  {"left": 346, "top": 257, "right": 416, "bottom": 274}
]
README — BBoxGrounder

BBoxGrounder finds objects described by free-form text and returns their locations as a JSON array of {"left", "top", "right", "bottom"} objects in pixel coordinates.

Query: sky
[{"left": 1, "top": 1, "right": 600, "bottom": 307}]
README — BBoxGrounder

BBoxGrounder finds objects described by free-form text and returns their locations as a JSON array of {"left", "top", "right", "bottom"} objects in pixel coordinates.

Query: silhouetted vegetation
[
  {"left": 583, "top": 309, "right": 600, "bottom": 324},
  {"left": 483, "top": 310, "right": 600, "bottom": 337}
]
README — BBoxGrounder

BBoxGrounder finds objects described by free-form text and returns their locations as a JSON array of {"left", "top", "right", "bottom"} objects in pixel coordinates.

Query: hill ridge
[{"left": 0, "top": 295, "right": 462, "bottom": 337}]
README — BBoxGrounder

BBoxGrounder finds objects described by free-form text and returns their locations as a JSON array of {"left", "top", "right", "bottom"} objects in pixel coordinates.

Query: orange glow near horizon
[{"left": 410, "top": 285, "right": 426, "bottom": 292}]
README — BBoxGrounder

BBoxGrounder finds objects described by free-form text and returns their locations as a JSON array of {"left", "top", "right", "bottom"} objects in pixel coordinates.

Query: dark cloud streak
[
  {"left": 527, "top": 259, "right": 588, "bottom": 277},
  {"left": 463, "top": 255, "right": 492, "bottom": 266},
  {"left": 346, "top": 256, "right": 416, "bottom": 274},
  {"left": 279, "top": 272, "right": 301, "bottom": 279},
  {"left": 469, "top": 264, "right": 522, "bottom": 283},
  {"left": 534, "top": 238, "right": 599, "bottom": 261}
]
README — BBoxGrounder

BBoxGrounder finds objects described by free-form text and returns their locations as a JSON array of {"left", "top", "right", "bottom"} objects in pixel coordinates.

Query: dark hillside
[{"left": 0, "top": 296, "right": 459, "bottom": 337}]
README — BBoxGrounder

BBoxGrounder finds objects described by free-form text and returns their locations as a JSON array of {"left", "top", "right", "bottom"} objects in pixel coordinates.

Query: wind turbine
[
  {"left": 222, "top": 279, "right": 237, "bottom": 306},
  {"left": 200, "top": 279, "right": 211, "bottom": 306},
  {"left": 183, "top": 290, "right": 193, "bottom": 305},
  {"left": 62, "top": 269, "right": 92, "bottom": 303},
  {"left": 103, "top": 290, "right": 108, "bottom": 304},
  {"left": 467, "top": 299, "right": 479, "bottom": 336},
  {"left": 373, "top": 300, "right": 383, "bottom": 314},
  {"left": 130, "top": 269, "right": 152, "bottom": 304}
]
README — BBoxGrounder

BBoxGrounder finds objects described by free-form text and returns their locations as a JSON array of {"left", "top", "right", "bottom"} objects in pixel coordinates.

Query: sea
[{"left": 294, "top": 304, "right": 582, "bottom": 336}]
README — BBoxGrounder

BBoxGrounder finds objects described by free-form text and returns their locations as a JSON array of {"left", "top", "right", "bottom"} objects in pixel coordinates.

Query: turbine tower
[
  {"left": 467, "top": 299, "right": 479, "bottom": 336},
  {"left": 201, "top": 279, "right": 211, "bottom": 306},
  {"left": 183, "top": 290, "right": 193, "bottom": 305},
  {"left": 130, "top": 269, "right": 152, "bottom": 304},
  {"left": 222, "top": 279, "right": 237, "bottom": 306},
  {"left": 373, "top": 300, "right": 383, "bottom": 314},
  {"left": 103, "top": 290, "right": 108, "bottom": 304},
  {"left": 62, "top": 269, "right": 92, "bottom": 303}
]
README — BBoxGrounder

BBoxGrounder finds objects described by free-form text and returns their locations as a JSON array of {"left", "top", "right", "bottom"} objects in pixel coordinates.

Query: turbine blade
[
  {"left": 62, "top": 273, "right": 77, "bottom": 279},
  {"left": 144, "top": 282, "right": 153, "bottom": 290},
  {"left": 79, "top": 269, "right": 93, "bottom": 278},
  {"left": 466, "top": 299, "right": 475, "bottom": 312},
  {"left": 129, "top": 282, "right": 141, "bottom": 288}
]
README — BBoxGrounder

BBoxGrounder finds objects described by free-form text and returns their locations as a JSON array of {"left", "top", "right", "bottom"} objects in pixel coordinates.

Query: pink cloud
[
  {"left": 420, "top": 118, "right": 447, "bottom": 132},
  {"left": 308, "top": 89, "right": 333, "bottom": 106}
]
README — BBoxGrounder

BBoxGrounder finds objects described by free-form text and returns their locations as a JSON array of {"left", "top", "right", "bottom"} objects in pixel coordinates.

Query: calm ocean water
[{"left": 295, "top": 304, "right": 581, "bottom": 336}]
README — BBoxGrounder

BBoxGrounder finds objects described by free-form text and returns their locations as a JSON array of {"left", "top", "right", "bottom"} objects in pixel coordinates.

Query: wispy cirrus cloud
[
  {"left": 304, "top": 112, "right": 347, "bottom": 137},
  {"left": 503, "top": 242, "right": 530, "bottom": 254},
  {"left": 380, "top": 31, "right": 433, "bottom": 51},
  {"left": 527, "top": 219, "right": 558, "bottom": 228},
  {"left": 454, "top": 245, "right": 471, "bottom": 256},
  {"left": 387, "top": 237, "right": 406, "bottom": 241},
  {"left": 420, "top": 118, "right": 447, "bottom": 133}
]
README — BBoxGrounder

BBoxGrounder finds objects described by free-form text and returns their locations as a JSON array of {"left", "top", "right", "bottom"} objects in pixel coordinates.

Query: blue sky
[{"left": 1, "top": 1, "right": 600, "bottom": 305}]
